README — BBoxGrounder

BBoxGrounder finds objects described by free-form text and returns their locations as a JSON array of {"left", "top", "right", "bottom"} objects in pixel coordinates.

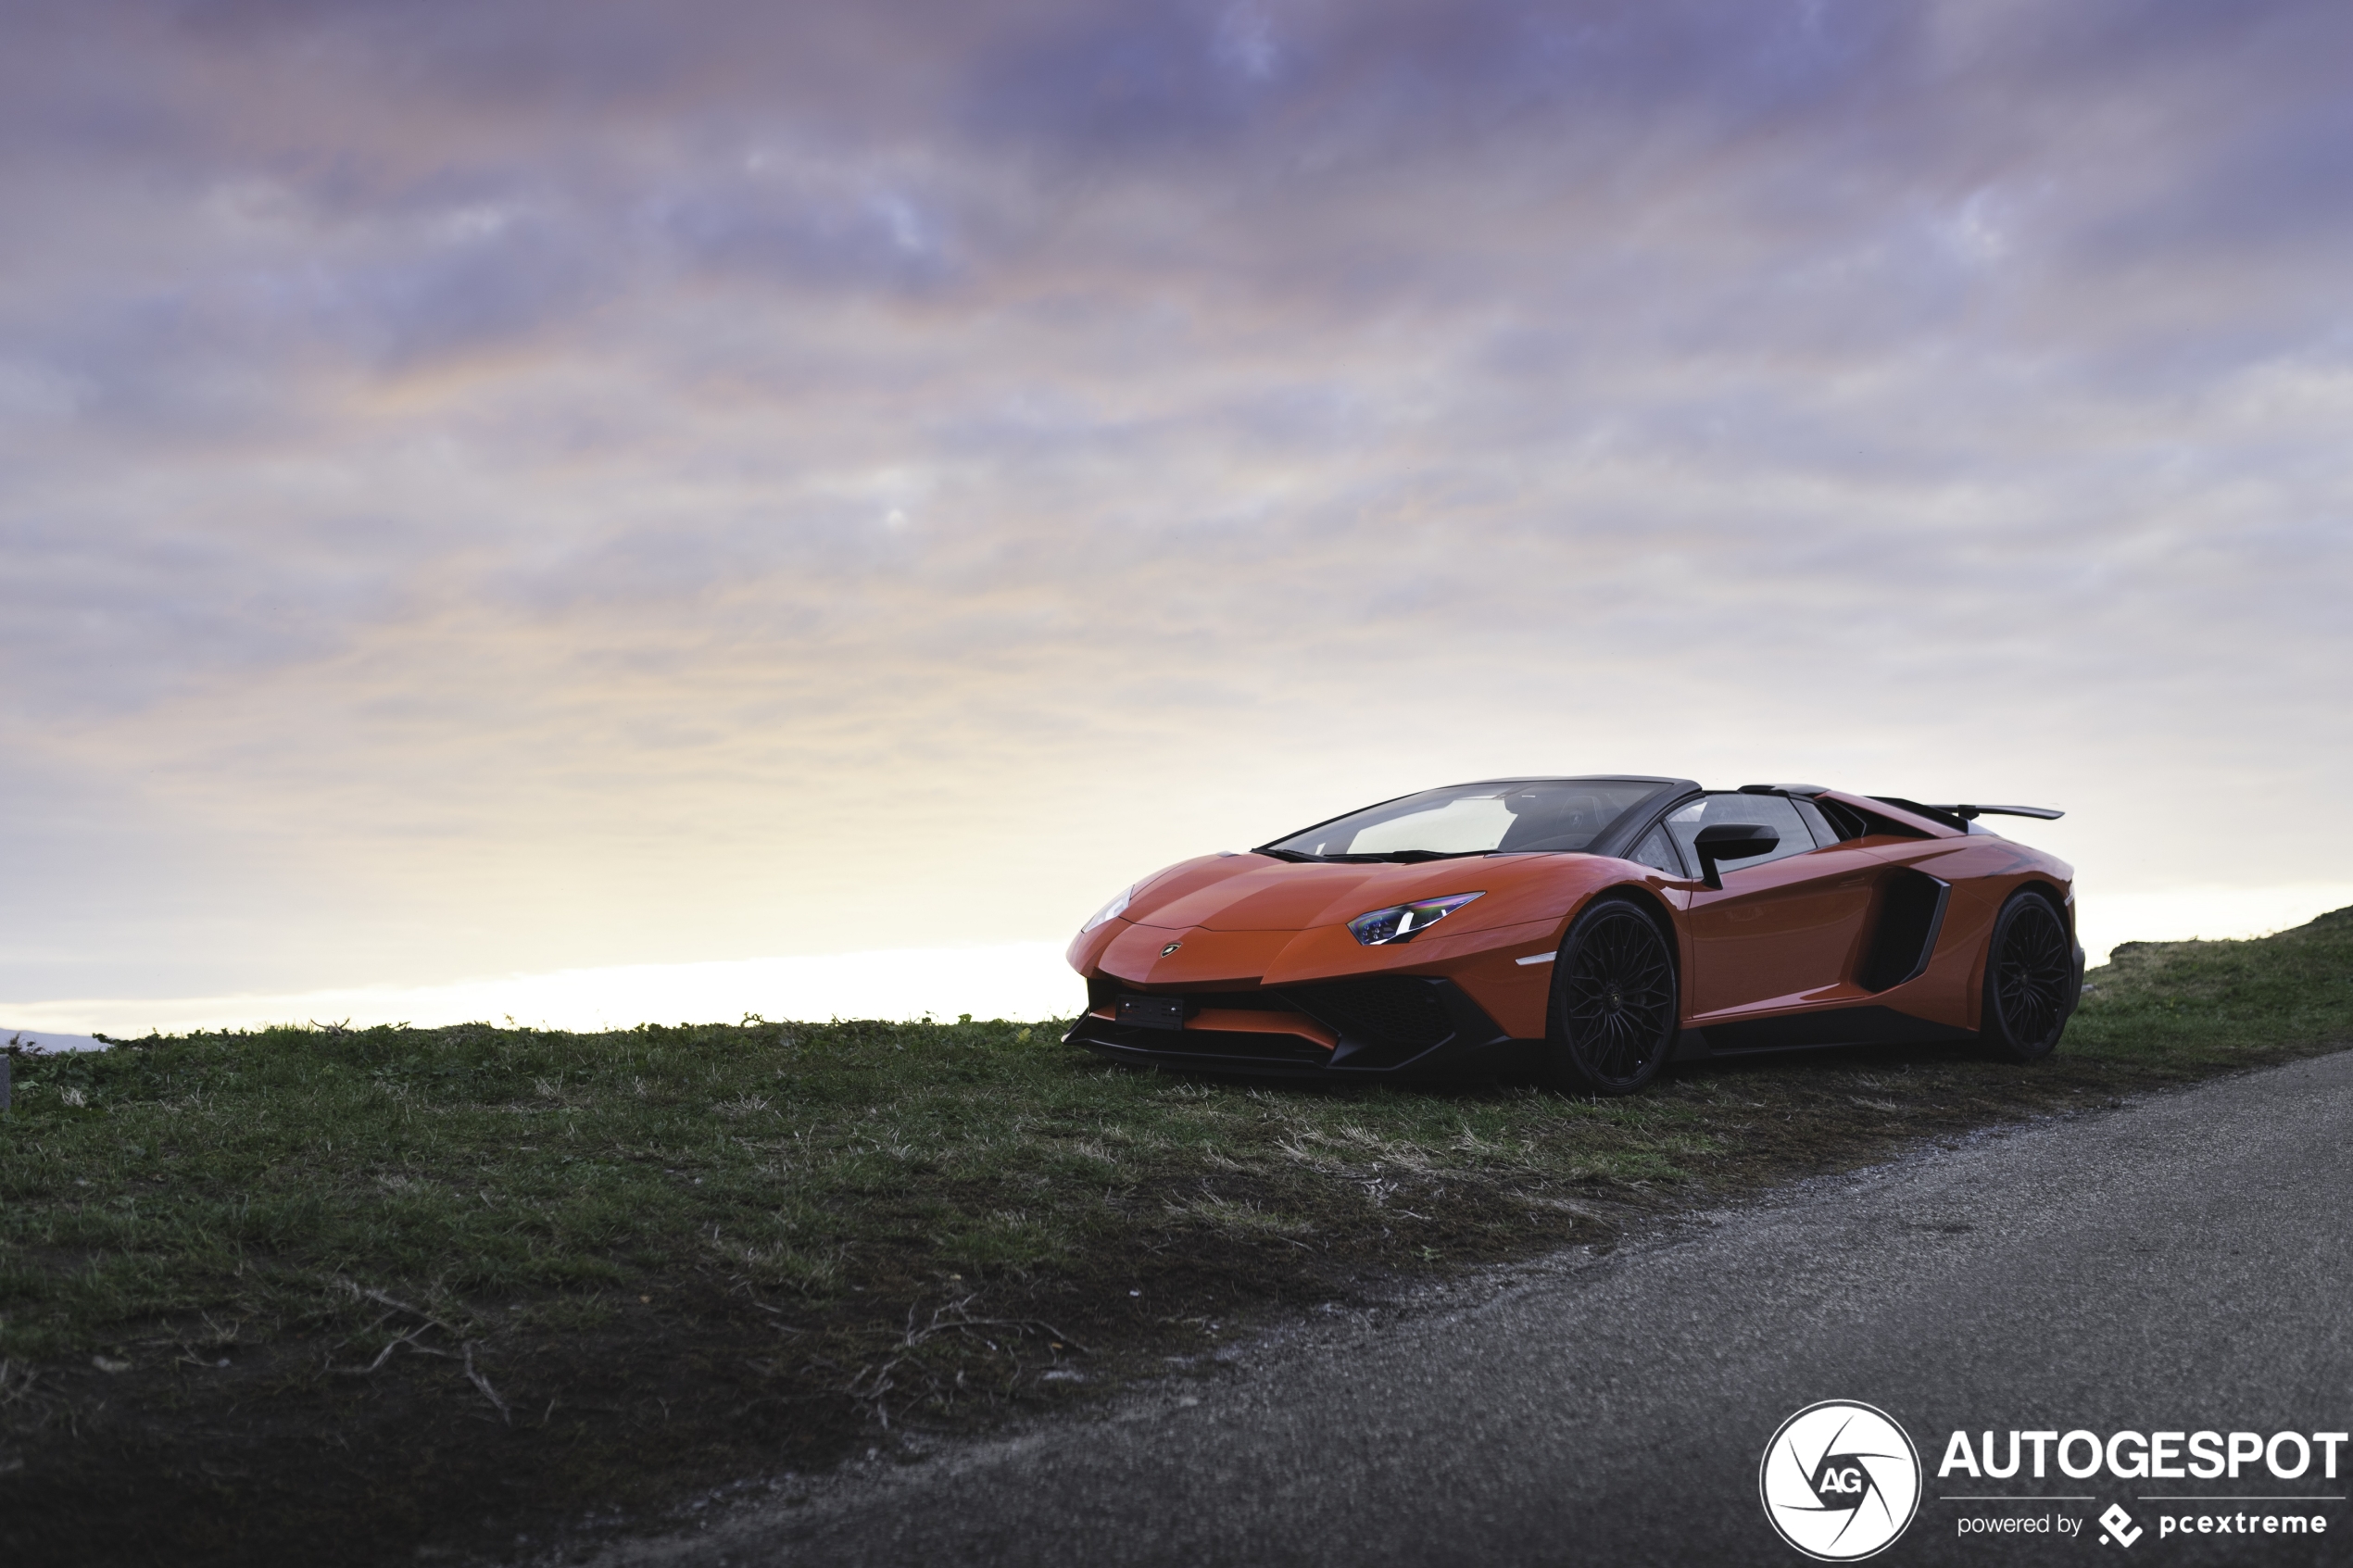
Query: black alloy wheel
[
  {"left": 1981, "top": 890, "right": 2073, "bottom": 1062},
  {"left": 1549, "top": 897, "right": 1679, "bottom": 1095}
]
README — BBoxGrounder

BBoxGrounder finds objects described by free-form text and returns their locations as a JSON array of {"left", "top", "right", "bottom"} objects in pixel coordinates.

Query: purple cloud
[{"left": 3, "top": 0, "right": 2349, "bottom": 999}]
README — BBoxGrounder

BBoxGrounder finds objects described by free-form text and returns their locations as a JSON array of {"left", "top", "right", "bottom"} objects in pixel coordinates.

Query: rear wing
[{"left": 1872, "top": 797, "right": 2064, "bottom": 832}]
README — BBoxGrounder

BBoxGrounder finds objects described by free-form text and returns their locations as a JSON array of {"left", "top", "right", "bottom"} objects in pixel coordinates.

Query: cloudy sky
[{"left": 5, "top": 0, "right": 2349, "bottom": 1027}]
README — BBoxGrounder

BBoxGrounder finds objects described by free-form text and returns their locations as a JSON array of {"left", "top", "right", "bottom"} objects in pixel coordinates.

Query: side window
[
  {"left": 1664, "top": 794, "right": 1816, "bottom": 874},
  {"left": 1815, "top": 796, "right": 1931, "bottom": 842},
  {"left": 1627, "top": 822, "right": 1686, "bottom": 877}
]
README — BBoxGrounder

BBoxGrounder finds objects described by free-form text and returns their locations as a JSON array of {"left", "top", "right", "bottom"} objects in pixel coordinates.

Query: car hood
[{"left": 1127, "top": 855, "right": 1527, "bottom": 935}]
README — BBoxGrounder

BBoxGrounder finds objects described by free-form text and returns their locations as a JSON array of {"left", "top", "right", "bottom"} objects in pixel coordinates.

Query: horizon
[{"left": 11, "top": 882, "right": 2351, "bottom": 1045}]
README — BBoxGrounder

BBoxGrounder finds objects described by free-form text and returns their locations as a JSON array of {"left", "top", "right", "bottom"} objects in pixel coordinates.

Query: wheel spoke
[
  {"left": 1562, "top": 909, "right": 1674, "bottom": 1086},
  {"left": 1995, "top": 901, "right": 2070, "bottom": 1048}
]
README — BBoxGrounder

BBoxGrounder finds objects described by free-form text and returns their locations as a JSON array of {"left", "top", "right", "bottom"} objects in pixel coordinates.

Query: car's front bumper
[{"left": 1065, "top": 974, "right": 1524, "bottom": 1079}]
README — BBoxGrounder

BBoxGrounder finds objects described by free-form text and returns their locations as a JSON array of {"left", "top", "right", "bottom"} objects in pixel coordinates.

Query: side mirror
[{"left": 1693, "top": 823, "right": 1779, "bottom": 889}]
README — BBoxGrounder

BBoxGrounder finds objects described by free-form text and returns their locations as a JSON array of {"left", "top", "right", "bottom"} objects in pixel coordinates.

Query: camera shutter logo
[{"left": 1759, "top": 1400, "right": 1922, "bottom": 1561}]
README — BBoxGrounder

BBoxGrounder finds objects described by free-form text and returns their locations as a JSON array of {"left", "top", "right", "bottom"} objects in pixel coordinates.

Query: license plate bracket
[{"left": 1116, "top": 994, "right": 1186, "bottom": 1032}]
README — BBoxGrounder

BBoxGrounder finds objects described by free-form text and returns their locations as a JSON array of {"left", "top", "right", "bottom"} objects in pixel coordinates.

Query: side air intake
[{"left": 1859, "top": 870, "right": 1951, "bottom": 992}]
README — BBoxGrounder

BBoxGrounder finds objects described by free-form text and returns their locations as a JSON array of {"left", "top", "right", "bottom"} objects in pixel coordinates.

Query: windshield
[{"left": 1259, "top": 779, "right": 1665, "bottom": 860}]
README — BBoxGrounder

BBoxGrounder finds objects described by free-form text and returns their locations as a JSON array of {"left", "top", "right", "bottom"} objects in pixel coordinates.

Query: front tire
[
  {"left": 1980, "top": 890, "right": 2072, "bottom": 1061},
  {"left": 1548, "top": 897, "right": 1679, "bottom": 1095}
]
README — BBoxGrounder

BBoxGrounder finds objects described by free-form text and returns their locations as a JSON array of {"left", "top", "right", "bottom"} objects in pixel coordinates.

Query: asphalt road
[{"left": 598, "top": 1052, "right": 2353, "bottom": 1567}]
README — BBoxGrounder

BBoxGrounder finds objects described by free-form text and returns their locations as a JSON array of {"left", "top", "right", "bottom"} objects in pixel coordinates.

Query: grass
[{"left": 3, "top": 906, "right": 2350, "bottom": 1566}]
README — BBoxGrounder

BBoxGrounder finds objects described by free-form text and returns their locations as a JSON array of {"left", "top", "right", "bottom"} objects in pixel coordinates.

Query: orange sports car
[{"left": 1063, "top": 777, "right": 2082, "bottom": 1094}]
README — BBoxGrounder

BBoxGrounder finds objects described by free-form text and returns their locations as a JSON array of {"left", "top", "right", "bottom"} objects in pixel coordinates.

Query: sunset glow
[{"left": 6, "top": 2, "right": 2347, "bottom": 1030}]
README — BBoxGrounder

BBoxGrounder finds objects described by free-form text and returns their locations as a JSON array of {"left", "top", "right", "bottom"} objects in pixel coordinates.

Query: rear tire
[
  {"left": 1548, "top": 897, "right": 1678, "bottom": 1095},
  {"left": 1980, "top": 890, "right": 2072, "bottom": 1062}
]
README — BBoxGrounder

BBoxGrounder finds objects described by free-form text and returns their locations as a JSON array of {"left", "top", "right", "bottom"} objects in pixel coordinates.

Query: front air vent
[
  {"left": 1859, "top": 870, "right": 1951, "bottom": 992},
  {"left": 1287, "top": 977, "right": 1456, "bottom": 1052}
]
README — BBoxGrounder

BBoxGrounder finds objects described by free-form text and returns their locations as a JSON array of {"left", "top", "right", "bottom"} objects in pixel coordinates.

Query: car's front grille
[
  {"left": 1174, "top": 990, "right": 1291, "bottom": 1013},
  {"left": 1087, "top": 976, "right": 1283, "bottom": 1016},
  {"left": 1078, "top": 972, "right": 1490, "bottom": 1073},
  {"left": 1287, "top": 977, "right": 1456, "bottom": 1052}
]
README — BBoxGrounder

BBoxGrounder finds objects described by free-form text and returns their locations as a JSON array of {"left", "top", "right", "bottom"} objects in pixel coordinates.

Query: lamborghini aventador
[{"left": 1063, "top": 777, "right": 2082, "bottom": 1094}]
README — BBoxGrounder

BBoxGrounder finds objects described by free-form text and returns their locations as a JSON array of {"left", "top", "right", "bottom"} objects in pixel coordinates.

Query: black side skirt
[{"left": 1677, "top": 1003, "right": 1975, "bottom": 1058}]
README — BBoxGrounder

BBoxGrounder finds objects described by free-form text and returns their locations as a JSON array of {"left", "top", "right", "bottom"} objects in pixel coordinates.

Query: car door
[{"left": 1665, "top": 793, "right": 1882, "bottom": 1020}]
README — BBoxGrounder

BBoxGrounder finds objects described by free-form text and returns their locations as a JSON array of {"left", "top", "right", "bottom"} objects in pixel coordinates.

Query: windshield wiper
[
  {"left": 1322, "top": 849, "right": 1489, "bottom": 863},
  {"left": 1253, "top": 847, "right": 1492, "bottom": 864}
]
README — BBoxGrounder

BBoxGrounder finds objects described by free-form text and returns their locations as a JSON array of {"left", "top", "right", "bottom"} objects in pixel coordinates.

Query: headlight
[
  {"left": 1347, "top": 892, "right": 1483, "bottom": 947},
  {"left": 1080, "top": 884, "right": 1135, "bottom": 933}
]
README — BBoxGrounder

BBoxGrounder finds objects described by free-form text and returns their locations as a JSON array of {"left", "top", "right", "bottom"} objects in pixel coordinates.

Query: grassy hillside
[{"left": 3, "top": 906, "right": 2348, "bottom": 1567}]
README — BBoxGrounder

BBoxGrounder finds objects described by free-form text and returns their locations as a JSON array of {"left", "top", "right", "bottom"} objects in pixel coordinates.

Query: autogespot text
[
  {"left": 1938, "top": 1428, "right": 2348, "bottom": 1481},
  {"left": 1938, "top": 1427, "right": 2345, "bottom": 1549}
]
